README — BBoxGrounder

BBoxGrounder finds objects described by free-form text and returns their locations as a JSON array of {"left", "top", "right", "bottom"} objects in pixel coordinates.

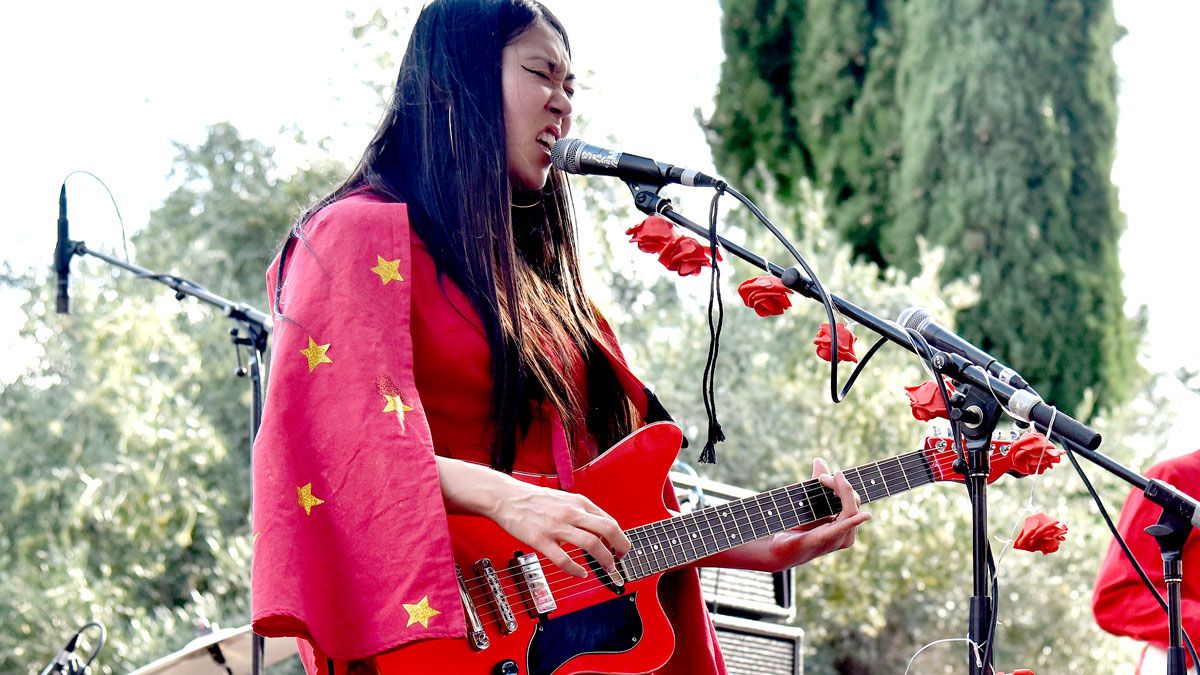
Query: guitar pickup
[
  {"left": 582, "top": 551, "right": 626, "bottom": 595},
  {"left": 515, "top": 552, "right": 557, "bottom": 616},
  {"left": 455, "top": 564, "right": 489, "bottom": 651},
  {"left": 475, "top": 558, "right": 518, "bottom": 634}
]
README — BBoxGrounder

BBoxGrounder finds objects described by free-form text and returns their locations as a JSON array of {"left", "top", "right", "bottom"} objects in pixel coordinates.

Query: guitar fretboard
[{"left": 618, "top": 449, "right": 937, "bottom": 580}]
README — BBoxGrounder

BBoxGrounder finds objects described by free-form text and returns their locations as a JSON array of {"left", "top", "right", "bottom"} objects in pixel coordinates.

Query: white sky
[{"left": 2, "top": 0, "right": 1198, "bottom": 447}]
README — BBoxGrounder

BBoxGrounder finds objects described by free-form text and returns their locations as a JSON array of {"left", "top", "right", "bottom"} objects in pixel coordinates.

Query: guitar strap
[{"left": 591, "top": 322, "right": 689, "bottom": 448}]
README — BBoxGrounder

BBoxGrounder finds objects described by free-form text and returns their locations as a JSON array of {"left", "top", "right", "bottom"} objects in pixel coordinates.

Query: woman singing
[{"left": 250, "top": 1, "right": 869, "bottom": 673}]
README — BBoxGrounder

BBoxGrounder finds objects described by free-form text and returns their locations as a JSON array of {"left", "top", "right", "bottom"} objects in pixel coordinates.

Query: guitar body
[{"left": 373, "top": 423, "right": 685, "bottom": 675}]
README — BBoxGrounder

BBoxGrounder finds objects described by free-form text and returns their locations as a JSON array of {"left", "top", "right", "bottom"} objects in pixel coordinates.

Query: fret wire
[
  {"left": 710, "top": 502, "right": 729, "bottom": 554},
  {"left": 750, "top": 494, "right": 773, "bottom": 539},
  {"left": 729, "top": 500, "right": 750, "bottom": 545},
  {"left": 874, "top": 460, "right": 892, "bottom": 498},
  {"left": 757, "top": 496, "right": 773, "bottom": 535},
  {"left": 765, "top": 488, "right": 787, "bottom": 533},
  {"left": 690, "top": 508, "right": 707, "bottom": 561},
  {"left": 665, "top": 517, "right": 685, "bottom": 569}
]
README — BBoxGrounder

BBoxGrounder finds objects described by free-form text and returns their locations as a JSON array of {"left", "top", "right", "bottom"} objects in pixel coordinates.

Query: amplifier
[
  {"left": 671, "top": 471, "right": 796, "bottom": 621},
  {"left": 711, "top": 612, "right": 804, "bottom": 675}
]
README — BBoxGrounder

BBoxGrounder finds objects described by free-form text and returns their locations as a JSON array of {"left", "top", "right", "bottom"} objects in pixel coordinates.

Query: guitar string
[
  {"left": 452, "top": 447, "right": 979, "bottom": 622},
  {"left": 456, "top": 448, "right": 961, "bottom": 634},
  {"left": 455, "top": 447, "right": 944, "bottom": 595},
  {"left": 455, "top": 444, "right": 989, "bottom": 597}
]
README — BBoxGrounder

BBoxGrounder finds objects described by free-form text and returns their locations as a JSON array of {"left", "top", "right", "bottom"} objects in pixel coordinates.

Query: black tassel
[
  {"left": 699, "top": 421, "right": 725, "bottom": 464},
  {"left": 699, "top": 187, "right": 726, "bottom": 464}
]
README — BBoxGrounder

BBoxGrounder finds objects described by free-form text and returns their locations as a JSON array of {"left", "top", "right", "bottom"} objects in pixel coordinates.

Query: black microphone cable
[{"left": 39, "top": 621, "right": 106, "bottom": 675}]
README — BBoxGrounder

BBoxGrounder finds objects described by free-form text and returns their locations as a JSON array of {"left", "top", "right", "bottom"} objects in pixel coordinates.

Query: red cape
[{"left": 252, "top": 191, "right": 725, "bottom": 673}]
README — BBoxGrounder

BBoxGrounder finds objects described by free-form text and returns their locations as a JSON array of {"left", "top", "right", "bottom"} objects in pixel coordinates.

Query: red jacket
[
  {"left": 1093, "top": 450, "right": 1200, "bottom": 667},
  {"left": 252, "top": 190, "right": 726, "bottom": 674}
]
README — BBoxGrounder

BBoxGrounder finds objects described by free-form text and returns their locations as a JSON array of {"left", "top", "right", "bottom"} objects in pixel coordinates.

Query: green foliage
[
  {"left": 577, "top": 180, "right": 1159, "bottom": 673},
  {"left": 708, "top": 0, "right": 902, "bottom": 267},
  {"left": 709, "top": 0, "right": 1137, "bottom": 417},
  {"left": 888, "top": 0, "right": 1136, "bottom": 419},
  {"left": 0, "top": 124, "right": 342, "bottom": 673}
]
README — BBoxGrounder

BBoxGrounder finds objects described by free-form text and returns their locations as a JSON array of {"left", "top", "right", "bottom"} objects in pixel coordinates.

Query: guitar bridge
[
  {"left": 455, "top": 564, "right": 489, "bottom": 650},
  {"left": 475, "top": 558, "right": 518, "bottom": 634}
]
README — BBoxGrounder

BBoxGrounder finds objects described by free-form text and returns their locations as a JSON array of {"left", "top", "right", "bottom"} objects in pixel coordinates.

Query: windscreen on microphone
[
  {"left": 897, "top": 306, "right": 1030, "bottom": 391},
  {"left": 549, "top": 138, "right": 586, "bottom": 174}
]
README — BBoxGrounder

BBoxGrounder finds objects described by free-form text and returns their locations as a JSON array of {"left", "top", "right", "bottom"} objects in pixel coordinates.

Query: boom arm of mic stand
[{"left": 69, "top": 242, "right": 272, "bottom": 336}]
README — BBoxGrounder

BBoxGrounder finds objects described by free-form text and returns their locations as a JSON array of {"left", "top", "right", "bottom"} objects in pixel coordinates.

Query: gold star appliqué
[
  {"left": 371, "top": 255, "right": 404, "bottom": 285},
  {"left": 403, "top": 596, "right": 441, "bottom": 629},
  {"left": 383, "top": 393, "right": 415, "bottom": 418},
  {"left": 300, "top": 337, "right": 332, "bottom": 372},
  {"left": 296, "top": 483, "right": 325, "bottom": 516}
]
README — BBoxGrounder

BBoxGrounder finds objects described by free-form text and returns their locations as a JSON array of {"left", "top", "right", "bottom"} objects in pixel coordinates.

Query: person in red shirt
[
  {"left": 1093, "top": 450, "right": 1200, "bottom": 673},
  {"left": 250, "top": 1, "right": 871, "bottom": 674}
]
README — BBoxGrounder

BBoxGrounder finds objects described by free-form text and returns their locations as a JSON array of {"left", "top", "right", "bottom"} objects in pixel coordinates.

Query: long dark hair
[{"left": 296, "top": 0, "right": 637, "bottom": 472}]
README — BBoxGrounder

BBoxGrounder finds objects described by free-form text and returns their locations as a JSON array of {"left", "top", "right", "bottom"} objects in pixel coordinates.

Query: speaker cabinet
[{"left": 711, "top": 613, "right": 804, "bottom": 675}]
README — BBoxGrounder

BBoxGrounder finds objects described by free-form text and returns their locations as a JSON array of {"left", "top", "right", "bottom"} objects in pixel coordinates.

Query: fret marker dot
[
  {"left": 653, "top": 545, "right": 659, "bottom": 550},
  {"left": 692, "top": 534, "right": 699, "bottom": 538},
  {"left": 767, "top": 510, "right": 773, "bottom": 516}
]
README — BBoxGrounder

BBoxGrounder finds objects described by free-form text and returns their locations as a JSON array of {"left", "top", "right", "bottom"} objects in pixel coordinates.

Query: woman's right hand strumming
[{"left": 435, "top": 456, "right": 631, "bottom": 579}]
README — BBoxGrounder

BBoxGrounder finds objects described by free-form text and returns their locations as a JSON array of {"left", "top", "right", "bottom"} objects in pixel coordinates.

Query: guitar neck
[{"left": 619, "top": 449, "right": 938, "bottom": 580}]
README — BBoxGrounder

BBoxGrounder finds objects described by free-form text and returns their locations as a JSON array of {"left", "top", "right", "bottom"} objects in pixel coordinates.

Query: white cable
[{"left": 903, "top": 637, "right": 986, "bottom": 675}]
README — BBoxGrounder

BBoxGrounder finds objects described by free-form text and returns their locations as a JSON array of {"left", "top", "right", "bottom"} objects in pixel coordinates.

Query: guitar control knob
[{"left": 493, "top": 659, "right": 520, "bottom": 675}]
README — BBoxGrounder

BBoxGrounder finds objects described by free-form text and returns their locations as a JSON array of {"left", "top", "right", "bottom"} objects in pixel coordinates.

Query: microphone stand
[
  {"left": 622, "top": 179, "right": 1199, "bottom": 674},
  {"left": 56, "top": 239, "right": 271, "bottom": 675}
]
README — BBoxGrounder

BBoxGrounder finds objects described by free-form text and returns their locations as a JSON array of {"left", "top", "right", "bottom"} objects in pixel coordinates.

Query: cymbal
[{"left": 130, "top": 625, "right": 297, "bottom": 675}]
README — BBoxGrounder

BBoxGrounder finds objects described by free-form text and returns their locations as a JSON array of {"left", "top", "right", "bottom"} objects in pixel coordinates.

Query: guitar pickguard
[{"left": 526, "top": 593, "right": 643, "bottom": 675}]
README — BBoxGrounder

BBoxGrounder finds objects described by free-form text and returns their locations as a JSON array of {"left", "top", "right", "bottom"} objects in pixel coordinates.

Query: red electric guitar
[{"left": 374, "top": 423, "right": 1057, "bottom": 674}]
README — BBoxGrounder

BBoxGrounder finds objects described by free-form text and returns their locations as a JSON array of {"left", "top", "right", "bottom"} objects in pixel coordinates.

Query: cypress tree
[
  {"left": 709, "top": 0, "right": 1136, "bottom": 413},
  {"left": 886, "top": 0, "right": 1136, "bottom": 412},
  {"left": 708, "top": 0, "right": 903, "bottom": 266}
]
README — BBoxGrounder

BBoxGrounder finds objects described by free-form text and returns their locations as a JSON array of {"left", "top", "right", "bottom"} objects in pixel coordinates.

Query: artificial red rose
[
  {"left": 625, "top": 215, "right": 676, "bottom": 254},
  {"left": 1007, "top": 432, "right": 1063, "bottom": 476},
  {"left": 813, "top": 322, "right": 858, "bottom": 363},
  {"left": 657, "top": 234, "right": 722, "bottom": 276},
  {"left": 997, "top": 670, "right": 1036, "bottom": 675},
  {"left": 1014, "top": 512, "right": 1068, "bottom": 555},
  {"left": 904, "top": 379, "right": 954, "bottom": 421},
  {"left": 738, "top": 275, "right": 794, "bottom": 317}
]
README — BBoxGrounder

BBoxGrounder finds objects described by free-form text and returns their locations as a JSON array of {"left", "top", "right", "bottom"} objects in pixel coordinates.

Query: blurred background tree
[
  {"left": 708, "top": 0, "right": 1139, "bottom": 418},
  {"left": 0, "top": 124, "right": 340, "bottom": 673}
]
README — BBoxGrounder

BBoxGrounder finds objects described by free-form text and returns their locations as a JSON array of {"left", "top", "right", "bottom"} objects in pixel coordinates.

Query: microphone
[
  {"left": 550, "top": 139, "right": 722, "bottom": 188},
  {"left": 55, "top": 184, "right": 73, "bottom": 315},
  {"left": 897, "top": 307, "right": 1031, "bottom": 390},
  {"left": 39, "top": 633, "right": 82, "bottom": 675}
]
